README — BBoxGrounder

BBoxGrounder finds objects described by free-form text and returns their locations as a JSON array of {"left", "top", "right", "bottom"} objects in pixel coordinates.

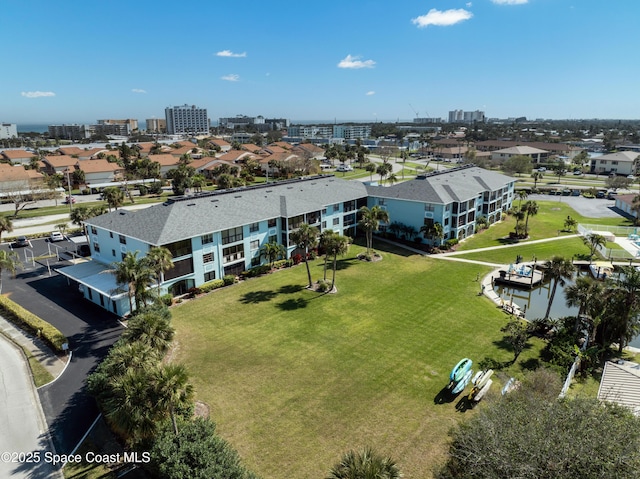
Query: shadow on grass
[
  {"left": 433, "top": 385, "right": 457, "bottom": 405},
  {"left": 279, "top": 284, "right": 304, "bottom": 294},
  {"left": 455, "top": 396, "right": 474, "bottom": 413},
  {"left": 239, "top": 289, "right": 277, "bottom": 304},
  {"left": 277, "top": 298, "right": 308, "bottom": 311},
  {"left": 519, "top": 357, "right": 541, "bottom": 371},
  {"left": 478, "top": 356, "right": 511, "bottom": 371}
]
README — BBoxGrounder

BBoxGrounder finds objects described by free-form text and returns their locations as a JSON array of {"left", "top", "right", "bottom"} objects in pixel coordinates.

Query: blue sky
[{"left": 2, "top": 0, "right": 638, "bottom": 124}]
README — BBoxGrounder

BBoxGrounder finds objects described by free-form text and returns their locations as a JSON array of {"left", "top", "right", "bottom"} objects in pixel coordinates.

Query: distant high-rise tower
[
  {"left": 448, "top": 110, "right": 485, "bottom": 124},
  {"left": 165, "top": 104, "right": 209, "bottom": 135}
]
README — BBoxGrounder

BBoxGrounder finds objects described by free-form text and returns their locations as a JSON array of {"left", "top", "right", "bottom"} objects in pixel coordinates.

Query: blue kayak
[
  {"left": 449, "top": 358, "right": 473, "bottom": 383},
  {"left": 451, "top": 369, "right": 473, "bottom": 395}
]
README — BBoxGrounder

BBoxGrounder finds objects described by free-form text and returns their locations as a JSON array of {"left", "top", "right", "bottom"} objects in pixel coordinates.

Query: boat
[
  {"left": 451, "top": 369, "right": 473, "bottom": 395},
  {"left": 589, "top": 261, "right": 614, "bottom": 281},
  {"left": 468, "top": 369, "right": 493, "bottom": 399},
  {"left": 471, "top": 379, "right": 493, "bottom": 402},
  {"left": 449, "top": 358, "right": 473, "bottom": 384}
]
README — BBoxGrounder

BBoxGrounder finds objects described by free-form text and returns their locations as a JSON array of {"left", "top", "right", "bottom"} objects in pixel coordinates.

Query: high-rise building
[
  {"left": 0, "top": 123, "right": 18, "bottom": 139},
  {"left": 165, "top": 104, "right": 209, "bottom": 135},
  {"left": 448, "top": 110, "right": 485, "bottom": 123},
  {"left": 146, "top": 118, "right": 167, "bottom": 133},
  {"left": 47, "top": 124, "right": 91, "bottom": 140}
]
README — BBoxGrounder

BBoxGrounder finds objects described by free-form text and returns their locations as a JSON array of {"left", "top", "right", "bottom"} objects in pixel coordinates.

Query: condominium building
[
  {"left": 165, "top": 104, "right": 210, "bottom": 135},
  {"left": 448, "top": 110, "right": 485, "bottom": 124},
  {"left": 47, "top": 124, "right": 91, "bottom": 140},
  {"left": 146, "top": 118, "right": 167, "bottom": 133},
  {"left": 0, "top": 123, "right": 18, "bottom": 139}
]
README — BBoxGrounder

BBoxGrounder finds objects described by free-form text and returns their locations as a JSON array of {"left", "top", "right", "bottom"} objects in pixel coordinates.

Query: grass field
[
  {"left": 453, "top": 237, "right": 588, "bottom": 264},
  {"left": 171, "top": 242, "right": 545, "bottom": 478}
]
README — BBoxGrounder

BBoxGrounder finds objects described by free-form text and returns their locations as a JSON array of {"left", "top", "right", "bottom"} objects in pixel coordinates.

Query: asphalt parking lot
[
  {"left": 2, "top": 237, "right": 123, "bottom": 455},
  {"left": 528, "top": 194, "right": 627, "bottom": 218}
]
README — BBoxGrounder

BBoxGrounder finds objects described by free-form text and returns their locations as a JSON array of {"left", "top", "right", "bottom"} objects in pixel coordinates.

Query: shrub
[
  {"left": 187, "top": 287, "right": 202, "bottom": 299},
  {"left": 138, "top": 184, "right": 149, "bottom": 196},
  {"left": 241, "top": 265, "right": 271, "bottom": 279},
  {"left": 223, "top": 275, "right": 236, "bottom": 286},
  {"left": 443, "top": 238, "right": 459, "bottom": 250},
  {"left": 160, "top": 294, "right": 173, "bottom": 307},
  {"left": 292, "top": 253, "right": 303, "bottom": 265},
  {"left": 317, "top": 280, "right": 330, "bottom": 292},
  {"left": 199, "top": 279, "right": 225, "bottom": 293},
  {"left": 147, "top": 182, "right": 163, "bottom": 195},
  {"left": 272, "top": 259, "right": 291, "bottom": 269},
  {"left": 0, "top": 295, "right": 67, "bottom": 352}
]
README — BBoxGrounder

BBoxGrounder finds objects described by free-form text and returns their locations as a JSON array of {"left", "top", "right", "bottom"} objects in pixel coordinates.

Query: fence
[{"left": 578, "top": 223, "right": 637, "bottom": 261}]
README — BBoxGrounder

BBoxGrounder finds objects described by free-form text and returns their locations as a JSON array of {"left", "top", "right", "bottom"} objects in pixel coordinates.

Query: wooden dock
[{"left": 494, "top": 268, "right": 544, "bottom": 289}]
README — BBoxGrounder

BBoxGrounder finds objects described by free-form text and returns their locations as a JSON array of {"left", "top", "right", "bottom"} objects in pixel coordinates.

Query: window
[
  {"left": 201, "top": 233, "right": 213, "bottom": 244},
  {"left": 344, "top": 214, "right": 356, "bottom": 227},
  {"left": 109, "top": 232, "right": 113, "bottom": 238},
  {"left": 322, "top": 221, "right": 327, "bottom": 229},
  {"left": 204, "top": 271, "right": 216, "bottom": 282},
  {"left": 333, "top": 218, "right": 340, "bottom": 226},
  {"left": 379, "top": 198, "right": 386, "bottom": 206},
  {"left": 249, "top": 222, "right": 259, "bottom": 233},
  {"left": 251, "top": 256, "right": 261, "bottom": 267},
  {"left": 119, "top": 234, "right": 126, "bottom": 245},
  {"left": 164, "top": 257, "right": 194, "bottom": 281},
  {"left": 424, "top": 204, "right": 434, "bottom": 212},
  {"left": 444, "top": 217, "right": 449, "bottom": 226},
  {"left": 268, "top": 218, "right": 277, "bottom": 228},
  {"left": 223, "top": 244, "right": 244, "bottom": 263},
  {"left": 166, "top": 239, "right": 192, "bottom": 258},
  {"left": 203, "top": 252, "right": 214, "bottom": 263},
  {"left": 90, "top": 226, "right": 97, "bottom": 235},
  {"left": 112, "top": 249, "right": 116, "bottom": 257},
  {"left": 343, "top": 200, "right": 356, "bottom": 212},
  {"left": 249, "top": 239, "right": 259, "bottom": 251},
  {"left": 333, "top": 204, "right": 340, "bottom": 212},
  {"left": 288, "top": 215, "right": 304, "bottom": 230},
  {"left": 94, "top": 242, "right": 100, "bottom": 252},
  {"left": 269, "top": 235, "right": 277, "bottom": 244},
  {"left": 121, "top": 252, "right": 126, "bottom": 260},
  {"left": 222, "top": 226, "right": 243, "bottom": 244}
]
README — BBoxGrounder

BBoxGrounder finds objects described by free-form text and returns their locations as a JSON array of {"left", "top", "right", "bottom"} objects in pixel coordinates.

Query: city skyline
[{"left": 2, "top": 0, "right": 639, "bottom": 125}]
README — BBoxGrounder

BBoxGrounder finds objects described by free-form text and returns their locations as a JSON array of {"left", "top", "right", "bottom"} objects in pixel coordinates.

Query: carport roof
[{"left": 56, "top": 260, "right": 125, "bottom": 299}]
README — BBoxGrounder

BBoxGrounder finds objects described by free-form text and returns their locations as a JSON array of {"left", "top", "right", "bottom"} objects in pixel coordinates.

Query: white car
[
  {"left": 50, "top": 231, "right": 65, "bottom": 242},
  {"left": 336, "top": 165, "right": 353, "bottom": 172}
]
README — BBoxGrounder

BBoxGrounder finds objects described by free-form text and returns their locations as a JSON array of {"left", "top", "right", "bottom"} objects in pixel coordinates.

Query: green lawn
[
  {"left": 456, "top": 200, "right": 634, "bottom": 252},
  {"left": 171, "top": 242, "right": 545, "bottom": 478},
  {"left": 453, "top": 237, "right": 589, "bottom": 264}
]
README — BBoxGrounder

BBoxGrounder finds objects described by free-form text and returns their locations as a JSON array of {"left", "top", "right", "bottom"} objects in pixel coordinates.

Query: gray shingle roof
[
  {"left": 598, "top": 360, "right": 640, "bottom": 415},
  {"left": 86, "top": 176, "right": 367, "bottom": 246},
  {"left": 365, "top": 166, "right": 514, "bottom": 205}
]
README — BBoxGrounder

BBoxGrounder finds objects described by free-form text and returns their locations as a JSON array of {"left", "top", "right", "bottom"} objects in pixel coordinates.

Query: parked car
[
  {"left": 573, "top": 170, "right": 582, "bottom": 175},
  {"left": 596, "top": 190, "right": 606, "bottom": 199},
  {"left": 336, "top": 165, "right": 353, "bottom": 172},
  {"left": 14, "top": 236, "right": 30, "bottom": 247},
  {"left": 64, "top": 195, "right": 76, "bottom": 204},
  {"left": 537, "top": 167, "right": 547, "bottom": 172},
  {"left": 50, "top": 231, "right": 65, "bottom": 242},
  {"left": 607, "top": 191, "right": 617, "bottom": 200},
  {"left": 628, "top": 175, "right": 636, "bottom": 180}
]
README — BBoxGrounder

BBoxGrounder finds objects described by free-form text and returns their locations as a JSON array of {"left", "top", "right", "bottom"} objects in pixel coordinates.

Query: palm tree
[
  {"left": 155, "top": 363, "right": 194, "bottom": 435},
  {"left": 532, "top": 170, "right": 544, "bottom": 189},
  {"left": 582, "top": 233, "right": 607, "bottom": 262},
  {"left": 0, "top": 215, "right": 13, "bottom": 244},
  {"left": 260, "top": 241, "right": 285, "bottom": 269},
  {"left": 565, "top": 276, "right": 601, "bottom": 334},
  {"left": 365, "top": 162, "right": 376, "bottom": 181},
  {"left": 521, "top": 200, "right": 538, "bottom": 237},
  {"left": 0, "top": 250, "right": 22, "bottom": 294},
  {"left": 70, "top": 204, "right": 105, "bottom": 241},
  {"left": 609, "top": 266, "right": 640, "bottom": 353},
  {"left": 564, "top": 215, "right": 577, "bottom": 232},
  {"left": 319, "top": 229, "right": 336, "bottom": 281},
  {"left": 325, "top": 234, "right": 350, "bottom": 291},
  {"left": 111, "top": 251, "right": 155, "bottom": 314},
  {"left": 420, "top": 221, "right": 444, "bottom": 247},
  {"left": 513, "top": 209, "right": 525, "bottom": 237},
  {"left": 102, "top": 186, "right": 125, "bottom": 211},
  {"left": 327, "top": 447, "right": 401, "bottom": 479},
  {"left": 517, "top": 190, "right": 528, "bottom": 208},
  {"left": 122, "top": 311, "right": 175, "bottom": 353},
  {"left": 387, "top": 173, "right": 398, "bottom": 186},
  {"left": 358, "top": 206, "right": 390, "bottom": 256},
  {"left": 543, "top": 256, "right": 576, "bottom": 320},
  {"left": 146, "top": 246, "right": 174, "bottom": 296},
  {"left": 290, "top": 223, "right": 319, "bottom": 288}
]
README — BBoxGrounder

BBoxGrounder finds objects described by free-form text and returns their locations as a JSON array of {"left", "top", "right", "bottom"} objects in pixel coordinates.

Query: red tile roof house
[
  {"left": 148, "top": 154, "right": 181, "bottom": 176},
  {"left": 0, "top": 163, "right": 45, "bottom": 196},
  {"left": 42, "top": 155, "right": 79, "bottom": 175},
  {"left": 259, "top": 152, "right": 301, "bottom": 176},
  {"left": 293, "top": 143, "right": 325, "bottom": 160},
  {"left": 217, "top": 150, "right": 256, "bottom": 164},
  {"left": 241, "top": 143, "right": 263, "bottom": 154},
  {"left": 76, "top": 159, "right": 124, "bottom": 186},
  {"left": 56, "top": 146, "right": 88, "bottom": 157},
  {"left": 1, "top": 149, "right": 37, "bottom": 165},
  {"left": 208, "top": 138, "right": 232, "bottom": 152},
  {"left": 168, "top": 146, "right": 202, "bottom": 158},
  {"left": 202, "top": 160, "right": 238, "bottom": 180}
]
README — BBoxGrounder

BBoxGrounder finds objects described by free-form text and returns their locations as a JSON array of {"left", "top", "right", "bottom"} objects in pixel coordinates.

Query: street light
[{"left": 65, "top": 168, "right": 73, "bottom": 215}]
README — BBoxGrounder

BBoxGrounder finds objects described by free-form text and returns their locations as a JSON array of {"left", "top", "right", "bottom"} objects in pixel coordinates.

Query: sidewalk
[{"left": 0, "top": 314, "right": 68, "bottom": 383}]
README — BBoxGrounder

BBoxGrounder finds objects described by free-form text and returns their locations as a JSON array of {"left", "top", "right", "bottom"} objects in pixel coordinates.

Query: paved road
[
  {"left": 1, "top": 238, "right": 123, "bottom": 456},
  {"left": 0, "top": 335, "right": 61, "bottom": 478}
]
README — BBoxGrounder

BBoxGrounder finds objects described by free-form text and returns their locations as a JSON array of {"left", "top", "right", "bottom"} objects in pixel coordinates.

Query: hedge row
[{"left": 0, "top": 296, "right": 68, "bottom": 352}]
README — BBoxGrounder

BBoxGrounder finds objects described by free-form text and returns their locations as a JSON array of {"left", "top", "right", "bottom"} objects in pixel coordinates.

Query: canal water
[{"left": 494, "top": 272, "right": 640, "bottom": 349}]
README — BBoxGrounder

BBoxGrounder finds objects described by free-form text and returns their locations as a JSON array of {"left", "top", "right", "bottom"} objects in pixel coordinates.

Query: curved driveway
[{"left": 0, "top": 336, "right": 61, "bottom": 478}]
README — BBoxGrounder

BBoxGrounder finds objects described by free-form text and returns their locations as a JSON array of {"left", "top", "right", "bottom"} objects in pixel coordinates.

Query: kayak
[{"left": 451, "top": 369, "right": 474, "bottom": 395}]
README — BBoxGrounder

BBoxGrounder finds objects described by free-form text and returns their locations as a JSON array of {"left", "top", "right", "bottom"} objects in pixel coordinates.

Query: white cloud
[
  {"left": 466, "top": 2, "right": 473, "bottom": 7},
  {"left": 337, "top": 54, "right": 376, "bottom": 69},
  {"left": 21, "top": 91, "right": 55, "bottom": 98},
  {"left": 366, "top": 91, "right": 375, "bottom": 96},
  {"left": 216, "top": 50, "right": 247, "bottom": 58},
  {"left": 411, "top": 8, "right": 473, "bottom": 28},
  {"left": 491, "top": 0, "right": 527, "bottom": 4},
  {"left": 221, "top": 74, "right": 240, "bottom": 82},
  {"left": 131, "top": 88, "right": 147, "bottom": 94}
]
